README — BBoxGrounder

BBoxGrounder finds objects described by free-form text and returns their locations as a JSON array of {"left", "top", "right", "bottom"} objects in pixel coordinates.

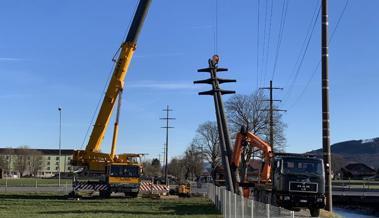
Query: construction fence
[{"left": 207, "top": 183, "right": 295, "bottom": 218}]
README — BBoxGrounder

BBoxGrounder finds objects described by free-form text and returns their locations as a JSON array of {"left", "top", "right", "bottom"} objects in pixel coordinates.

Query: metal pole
[
  {"left": 161, "top": 105, "right": 175, "bottom": 186},
  {"left": 224, "top": 188, "right": 227, "bottom": 217},
  {"left": 241, "top": 195, "right": 244, "bottom": 218},
  {"left": 269, "top": 80, "right": 274, "bottom": 148},
  {"left": 322, "top": 0, "right": 332, "bottom": 211},
  {"left": 58, "top": 107, "right": 62, "bottom": 187},
  {"left": 165, "top": 107, "right": 169, "bottom": 186},
  {"left": 250, "top": 199, "right": 254, "bottom": 218}
]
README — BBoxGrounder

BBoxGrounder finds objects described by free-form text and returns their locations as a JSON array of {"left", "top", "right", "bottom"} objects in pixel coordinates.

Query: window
[
  {"left": 56, "top": 162, "right": 59, "bottom": 165},
  {"left": 283, "top": 159, "right": 323, "bottom": 175},
  {"left": 67, "top": 157, "right": 71, "bottom": 160},
  {"left": 47, "top": 162, "right": 50, "bottom": 165},
  {"left": 47, "top": 157, "right": 51, "bottom": 160},
  {"left": 110, "top": 165, "right": 140, "bottom": 178},
  {"left": 56, "top": 167, "right": 58, "bottom": 170},
  {"left": 56, "top": 157, "right": 59, "bottom": 160},
  {"left": 47, "top": 167, "right": 50, "bottom": 170},
  {"left": 68, "top": 167, "right": 71, "bottom": 171}
]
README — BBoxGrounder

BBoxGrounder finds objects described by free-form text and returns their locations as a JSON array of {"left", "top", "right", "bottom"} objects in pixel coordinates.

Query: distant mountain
[{"left": 308, "top": 137, "right": 379, "bottom": 170}]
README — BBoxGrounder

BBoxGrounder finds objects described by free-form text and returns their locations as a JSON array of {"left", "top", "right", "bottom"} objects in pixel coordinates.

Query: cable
[
  {"left": 256, "top": 0, "right": 261, "bottom": 90},
  {"left": 260, "top": 0, "right": 269, "bottom": 88},
  {"left": 80, "top": 62, "right": 116, "bottom": 149},
  {"left": 214, "top": 0, "right": 219, "bottom": 54},
  {"left": 262, "top": 0, "right": 274, "bottom": 84},
  {"left": 287, "top": 0, "right": 350, "bottom": 109},
  {"left": 79, "top": 1, "right": 139, "bottom": 149},
  {"left": 283, "top": 3, "right": 320, "bottom": 103},
  {"left": 271, "top": 0, "right": 289, "bottom": 80},
  {"left": 123, "top": 0, "right": 140, "bottom": 41}
]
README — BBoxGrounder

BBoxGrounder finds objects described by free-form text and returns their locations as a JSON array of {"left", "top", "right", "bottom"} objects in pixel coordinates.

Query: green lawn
[
  {"left": 0, "top": 178, "right": 72, "bottom": 187},
  {"left": 0, "top": 193, "right": 222, "bottom": 218}
]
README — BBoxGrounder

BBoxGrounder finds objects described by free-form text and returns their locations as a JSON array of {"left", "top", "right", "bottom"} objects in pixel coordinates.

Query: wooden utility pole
[
  {"left": 161, "top": 105, "right": 175, "bottom": 186},
  {"left": 322, "top": 0, "right": 333, "bottom": 211}
]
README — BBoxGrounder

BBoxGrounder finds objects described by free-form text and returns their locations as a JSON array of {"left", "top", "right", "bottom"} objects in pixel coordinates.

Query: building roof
[{"left": 0, "top": 148, "right": 74, "bottom": 155}]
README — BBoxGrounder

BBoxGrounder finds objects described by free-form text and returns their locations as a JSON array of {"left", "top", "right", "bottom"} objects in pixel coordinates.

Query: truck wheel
[
  {"left": 309, "top": 208, "right": 320, "bottom": 217},
  {"left": 270, "top": 194, "right": 277, "bottom": 206}
]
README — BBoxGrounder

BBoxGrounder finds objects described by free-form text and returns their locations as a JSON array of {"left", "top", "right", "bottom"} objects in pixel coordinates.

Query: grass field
[
  {"left": 0, "top": 178, "right": 72, "bottom": 187},
  {"left": 0, "top": 192, "right": 222, "bottom": 218}
]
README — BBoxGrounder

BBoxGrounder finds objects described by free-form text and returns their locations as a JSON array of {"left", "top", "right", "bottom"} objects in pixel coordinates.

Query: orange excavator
[{"left": 230, "top": 127, "right": 273, "bottom": 197}]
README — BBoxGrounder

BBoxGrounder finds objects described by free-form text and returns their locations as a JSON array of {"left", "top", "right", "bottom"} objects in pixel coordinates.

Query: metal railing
[
  {"left": 207, "top": 183, "right": 295, "bottom": 218},
  {"left": 0, "top": 179, "right": 72, "bottom": 192}
]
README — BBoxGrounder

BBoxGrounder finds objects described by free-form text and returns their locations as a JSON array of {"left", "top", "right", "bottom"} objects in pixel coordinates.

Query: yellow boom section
[{"left": 86, "top": 42, "right": 136, "bottom": 153}]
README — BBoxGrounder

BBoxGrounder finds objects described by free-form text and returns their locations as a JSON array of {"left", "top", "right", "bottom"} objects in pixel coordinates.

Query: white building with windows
[{"left": 0, "top": 148, "right": 74, "bottom": 178}]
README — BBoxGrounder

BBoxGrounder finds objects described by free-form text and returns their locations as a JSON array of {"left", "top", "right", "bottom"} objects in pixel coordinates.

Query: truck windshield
[
  {"left": 110, "top": 165, "right": 140, "bottom": 178},
  {"left": 282, "top": 159, "right": 323, "bottom": 175}
]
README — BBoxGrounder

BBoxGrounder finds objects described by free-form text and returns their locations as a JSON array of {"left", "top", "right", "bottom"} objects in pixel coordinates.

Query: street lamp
[{"left": 58, "top": 107, "right": 62, "bottom": 187}]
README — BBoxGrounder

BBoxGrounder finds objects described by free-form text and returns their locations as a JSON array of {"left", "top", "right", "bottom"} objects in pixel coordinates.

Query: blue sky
[{"left": 1, "top": 0, "right": 378, "bottom": 161}]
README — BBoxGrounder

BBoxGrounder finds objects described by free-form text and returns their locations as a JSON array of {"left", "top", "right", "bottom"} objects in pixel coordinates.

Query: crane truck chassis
[{"left": 231, "top": 128, "right": 325, "bottom": 217}]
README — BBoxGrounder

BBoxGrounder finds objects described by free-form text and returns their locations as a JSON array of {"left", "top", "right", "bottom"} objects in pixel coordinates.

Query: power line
[
  {"left": 271, "top": 0, "right": 289, "bottom": 81},
  {"left": 262, "top": 0, "right": 274, "bottom": 85},
  {"left": 287, "top": 0, "right": 350, "bottom": 109},
  {"left": 256, "top": 0, "right": 261, "bottom": 90},
  {"left": 283, "top": 3, "right": 321, "bottom": 103},
  {"left": 260, "top": 0, "right": 269, "bottom": 88},
  {"left": 214, "top": 0, "right": 219, "bottom": 54}
]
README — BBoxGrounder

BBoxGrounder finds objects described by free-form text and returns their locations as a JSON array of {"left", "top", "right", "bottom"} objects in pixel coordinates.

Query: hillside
[{"left": 308, "top": 138, "right": 379, "bottom": 170}]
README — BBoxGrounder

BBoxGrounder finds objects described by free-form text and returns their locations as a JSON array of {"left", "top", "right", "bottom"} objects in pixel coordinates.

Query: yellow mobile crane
[{"left": 70, "top": 0, "right": 152, "bottom": 198}]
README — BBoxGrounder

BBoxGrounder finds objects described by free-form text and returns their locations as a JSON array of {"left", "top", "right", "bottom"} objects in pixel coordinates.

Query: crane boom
[
  {"left": 70, "top": 0, "right": 152, "bottom": 198},
  {"left": 86, "top": 0, "right": 152, "bottom": 153}
]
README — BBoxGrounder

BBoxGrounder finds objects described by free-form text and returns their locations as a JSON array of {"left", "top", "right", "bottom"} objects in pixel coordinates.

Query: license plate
[{"left": 300, "top": 199, "right": 307, "bottom": 203}]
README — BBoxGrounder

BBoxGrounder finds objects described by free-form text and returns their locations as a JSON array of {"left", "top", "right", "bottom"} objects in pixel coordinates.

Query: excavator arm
[{"left": 231, "top": 128, "right": 273, "bottom": 183}]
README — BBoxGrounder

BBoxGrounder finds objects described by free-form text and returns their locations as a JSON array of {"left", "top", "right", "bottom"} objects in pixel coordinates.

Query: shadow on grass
[
  {"left": 160, "top": 201, "right": 220, "bottom": 215},
  {"left": 0, "top": 194, "right": 142, "bottom": 201},
  {"left": 40, "top": 210, "right": 171, "bottom": 215},
  {"left": 0, "top": 194, "right": 66, "bottom": 200}
]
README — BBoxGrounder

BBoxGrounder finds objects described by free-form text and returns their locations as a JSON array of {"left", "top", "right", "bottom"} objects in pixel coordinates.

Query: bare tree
[
  {"left": 225, "top": 91, "right": 287, "bottom": 182},
  {"left": 2, "top": 148, "right": 14, "bottom": 175},
  {"left": 183, "top": 143, "right": 203, "bottom": 181},
  {"left": 14, "top": 146, "right": 30, "bottom": 177},
  {"left": 192, "top": 121, "right": 221, "bottom": 180},
  {"left": 29, "top": 151, "right": 43, "bottom": 177},
  {"left": 13, "top": 146, "right": 43, "bottom": 177},
  {"left": 167, "top": 157, "right": 185, "bottom": 181},
  {"left": 143, "top": 158, "right": 162, "bottom": 177}
]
